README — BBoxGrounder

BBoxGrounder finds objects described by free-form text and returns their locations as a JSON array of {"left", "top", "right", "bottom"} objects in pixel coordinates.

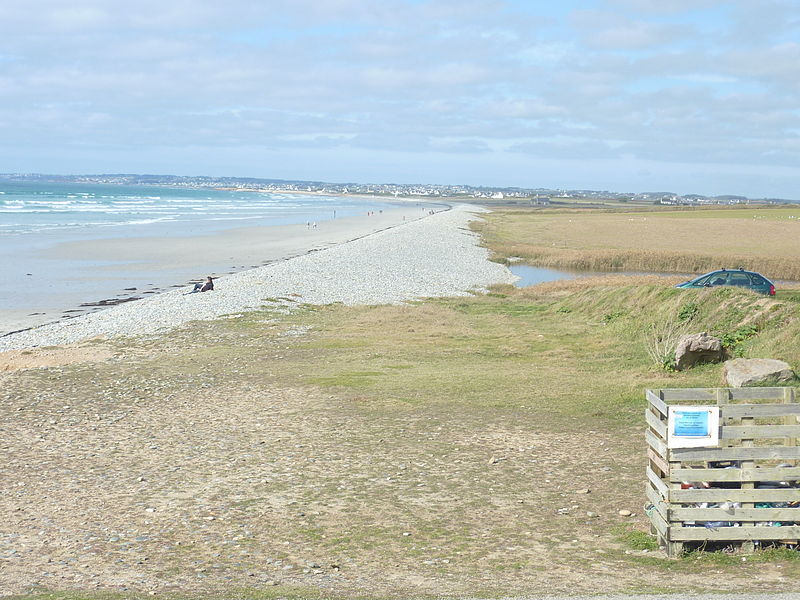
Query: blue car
[{"left": 675, "top": 268, "right": 775, "bottom": 296}]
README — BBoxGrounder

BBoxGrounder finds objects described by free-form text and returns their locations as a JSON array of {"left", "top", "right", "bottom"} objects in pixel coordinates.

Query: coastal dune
[{"left": 0, "top": 205, "right": 515, "bottom": 351}]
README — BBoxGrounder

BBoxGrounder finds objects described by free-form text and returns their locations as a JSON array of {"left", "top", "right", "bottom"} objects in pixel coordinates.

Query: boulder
[
  {"left": 675, "top": 332, "right": 725, "bottom": 370},
  {"left": 723, "top": 358, "right": 796, "bottom": 388}
]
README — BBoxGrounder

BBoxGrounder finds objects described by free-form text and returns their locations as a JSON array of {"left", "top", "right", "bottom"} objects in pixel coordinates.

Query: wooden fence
[{"left": 646, "top": 387, "right": 800, "bottom": 556}]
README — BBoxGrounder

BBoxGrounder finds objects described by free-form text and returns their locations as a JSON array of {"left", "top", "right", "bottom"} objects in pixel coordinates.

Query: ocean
[
  {"left": 0, "top": 180, "right": 409, "bottom": 334},
  {"left": 0, "top": 180, "right": 390, "bottom": 236}
]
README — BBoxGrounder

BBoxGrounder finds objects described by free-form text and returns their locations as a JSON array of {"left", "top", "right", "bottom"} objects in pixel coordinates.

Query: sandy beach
[
  {"left": 0, "top": 205, "right": 439, "bottom": 336},
  {"left": 0, "top": 205, "right": 516, "bottom": 350}
]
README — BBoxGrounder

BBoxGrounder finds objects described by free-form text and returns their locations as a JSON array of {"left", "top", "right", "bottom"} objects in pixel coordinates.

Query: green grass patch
[
  {"left": 614, "top": 524, "right": 659, "bottom": 551},
  {"left": 309, "top": 370, "right": 385, "bottom": 387}
]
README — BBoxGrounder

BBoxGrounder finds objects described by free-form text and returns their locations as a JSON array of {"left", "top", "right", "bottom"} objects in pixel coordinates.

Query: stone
[
  {"left": 723, "top": 358, "right": 796, "bottom": 387},
  {"left": 675, "top": 332, "right": 725, "bottom": 370},
  {"left": 618, "top": 509, "right": 632, "bottom": 517},
  {"left": 576, "top": 488, "right": 591, "bottom": 494}
]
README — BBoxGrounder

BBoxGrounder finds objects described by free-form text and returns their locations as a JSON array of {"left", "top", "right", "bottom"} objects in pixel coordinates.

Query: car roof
[
  {"left": 694, "top": 268, "right": 772, "bottom": 281},
  {"left": 706, "top": 268, "right": 758, "bottom": 275}
]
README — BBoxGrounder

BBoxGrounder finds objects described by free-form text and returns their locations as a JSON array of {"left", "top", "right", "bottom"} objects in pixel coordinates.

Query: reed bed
[
  {"left": 502, "top": 245, "right": 800, "bottom": 280},
  {"left": 477, "top": 207, "right": 800, "bottom": 280}
]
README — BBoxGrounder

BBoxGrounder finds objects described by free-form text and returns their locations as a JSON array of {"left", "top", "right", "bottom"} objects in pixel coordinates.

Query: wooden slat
[
  {"left": 646, "top": 466, "right": 669, "bottom": 496},
  {"left": 738, "top": 415, "right": 757, "bottom": 551},
  {"left": 722, "top": 404, "right": 800, "bottom": 418},
  {"left": 645, "top": 409, "right": 668, "bottom": 439},
  {"left": 672, "top": 507, "right": 800, "bottom": 522},
  {"left": 670, "top": 525, "right": 800, "bottom": 542},
  {"left": 646, "top": 429, "right": 667, "bottom": 458},
  {"left": 728, "top": 387, "right": 787, "bottom": 401},
  {"left": 661, "top": 389, "right": 717, "bottom": 402},
  {"left": 785, "top": 387, "right": 797, "bottom": 468},
  {"left": 721, "top": 425, "right": 800, "bottom": 440},
  {"left": 670, "top": 446, "right": 800, "bottom": 461},
  {"left": 646, "top": 484, "right": 669, "bottom": 519},
  {"left": 655, "top": 387, "right": 788, "bottom": 403},
  {"left": 646, "top": 389, "right": 668, "bottom": 417},
  {"left": 671, "top": 487, "right": 799, "bottom": 503},
  {"left": 648, "top": 501, "right": 670, "bottom": 539},
  {"left": 648, "top": 447, "right": 670, "bottom": 475},
  {"left": 670, "top": 467, "right": 800, "bottom": 482}
]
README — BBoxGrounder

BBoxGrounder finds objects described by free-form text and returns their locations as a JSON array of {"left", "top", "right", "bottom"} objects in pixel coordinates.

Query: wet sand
[{"left": 0, "top": 206, "right": 436, "bottom": 336}]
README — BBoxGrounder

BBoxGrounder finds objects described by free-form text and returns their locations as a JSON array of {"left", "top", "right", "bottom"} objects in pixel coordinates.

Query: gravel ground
[
  {"left": 1, "top": 205, "right": 515, "bottom": 351},
  {"left": 523, "top": 596, "right": 800, "bottom": 600}
]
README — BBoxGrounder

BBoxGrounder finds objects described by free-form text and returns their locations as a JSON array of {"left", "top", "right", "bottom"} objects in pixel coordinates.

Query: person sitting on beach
[{"left": 189, "top": 276, "right": 214, "bottom": 293}]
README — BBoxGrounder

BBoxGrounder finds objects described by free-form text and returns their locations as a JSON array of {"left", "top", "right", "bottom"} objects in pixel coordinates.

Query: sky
[{"left": 1, "top": 0, "right": 799, "bottom": 198}]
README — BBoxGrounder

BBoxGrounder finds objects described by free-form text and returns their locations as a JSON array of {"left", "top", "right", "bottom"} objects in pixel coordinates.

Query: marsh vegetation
[{"left": 477, "top": 206, "right": 800, "bottom": 280}]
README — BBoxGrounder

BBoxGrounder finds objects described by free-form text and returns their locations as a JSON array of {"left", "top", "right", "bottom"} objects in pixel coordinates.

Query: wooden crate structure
[{"left": 646, "top": 387, "right": 800, "bottom": 556}]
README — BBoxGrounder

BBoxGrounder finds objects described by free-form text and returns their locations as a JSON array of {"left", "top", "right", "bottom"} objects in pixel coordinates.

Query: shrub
[
  {"left": 720, "top": 324, "right": 759, "bottom": 356},
  {"left": 645, "top": 317, "right": 691, "bottom": 371}
]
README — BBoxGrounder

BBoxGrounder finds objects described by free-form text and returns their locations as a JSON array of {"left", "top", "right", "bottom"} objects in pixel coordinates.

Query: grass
[
  {"left": 614, "top": 524, "right": 659, "bottom": 552},
  {"left": 5, "top": 281, "right": 800, "bottom": 597},
  {"left": 476, "top": 206, "right": 800, "bottom": 280}
]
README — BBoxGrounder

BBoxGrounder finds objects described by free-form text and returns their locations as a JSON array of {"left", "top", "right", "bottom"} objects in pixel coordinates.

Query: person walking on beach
[{"left": 188, "top": 276, "right": 214, "bottom": 294}]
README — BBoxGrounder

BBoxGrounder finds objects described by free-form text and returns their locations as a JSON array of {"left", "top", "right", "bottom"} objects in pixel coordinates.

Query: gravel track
[{"left": 1, "top": 205, "right": 515, "bottom": 351}]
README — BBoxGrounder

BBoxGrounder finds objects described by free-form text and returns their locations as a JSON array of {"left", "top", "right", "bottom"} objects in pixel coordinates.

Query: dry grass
[
  {"left": 477, "top": 206, "right": 800, "bottom": 280},
  {"left": 509, "top": 275, "right": 685, "bottom": 296}
]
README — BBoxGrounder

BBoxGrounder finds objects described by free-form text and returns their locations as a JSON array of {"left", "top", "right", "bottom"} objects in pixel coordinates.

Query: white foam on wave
[
  {"left": 2, "top": 188, "right": 401, "bottom": 241},
  {"left": 123, "top": 216, "right": 176, "bottom": 226}
]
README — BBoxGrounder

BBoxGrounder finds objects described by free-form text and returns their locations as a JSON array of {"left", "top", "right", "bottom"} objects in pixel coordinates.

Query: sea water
[
  {"left": 0, "top": 181, "right": 391, "bottom": 236},
  {"left": 0, "top": 180, "right": 404, "bottom": 333}
]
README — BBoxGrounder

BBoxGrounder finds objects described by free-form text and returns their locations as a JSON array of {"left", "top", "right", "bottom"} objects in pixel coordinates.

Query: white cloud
[
  {"left": 607, "top": 0, "right": 724, "bottom": 14},
  {"left": 571, "top": 10, "right": 690, "bottom": 50},
  {"left": 0, "top": 0, "right": 799, "bottom": 196}
]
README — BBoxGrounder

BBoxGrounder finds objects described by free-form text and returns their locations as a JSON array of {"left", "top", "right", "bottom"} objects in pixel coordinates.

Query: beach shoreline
[
  {"left": 1, "top": 203, "right": 442, "bottom": 337},
  {"left": 0, "top": 204, "right": 516, "bottom": 351}
]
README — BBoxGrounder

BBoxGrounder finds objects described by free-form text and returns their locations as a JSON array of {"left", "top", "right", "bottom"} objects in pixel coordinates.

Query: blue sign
[
  {"left": 673, "top": 409, "right": 710, "bottom": 437},
  {"left": 668, "top": 406, "right": 720, "bottom": 448}
]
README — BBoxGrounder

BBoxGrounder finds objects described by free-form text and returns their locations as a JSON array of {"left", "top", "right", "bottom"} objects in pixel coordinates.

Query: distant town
[{"left": 1, "top": 172, "right": 795, "bottom": 206}]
